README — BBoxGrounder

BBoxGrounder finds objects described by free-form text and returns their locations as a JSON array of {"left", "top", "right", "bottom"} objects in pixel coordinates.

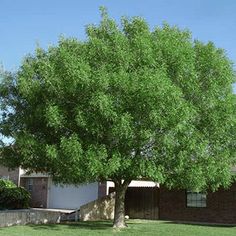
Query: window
[
  {"left": 186, "top": 191, "right": 206, "bottom": 208},
  {"left": 27, "top": 178, "right": 33, "bottom": 192}
]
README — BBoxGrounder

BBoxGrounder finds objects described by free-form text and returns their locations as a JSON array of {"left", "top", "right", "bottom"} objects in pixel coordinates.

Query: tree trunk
[{"left": 113, "top": 180, "right": 131, "bottom": 228}]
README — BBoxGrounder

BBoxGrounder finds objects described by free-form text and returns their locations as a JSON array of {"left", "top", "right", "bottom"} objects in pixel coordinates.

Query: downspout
[{"left": 18, "top": 167, "right": 21, "bottom": 187}]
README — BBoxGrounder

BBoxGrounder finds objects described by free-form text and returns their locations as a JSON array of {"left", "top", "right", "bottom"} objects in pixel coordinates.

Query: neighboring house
[
  {"left": 20, "top": 172, "right": 106, "bottom": 209},
  {"left": 0, "top": 166, "right": 157, "bottom": 210},
  {"left": 20, "top": 173, "right": 157, "bottom": 209},
  {"left": 0, "top": 166, "right": 99, "bottom": 209}
]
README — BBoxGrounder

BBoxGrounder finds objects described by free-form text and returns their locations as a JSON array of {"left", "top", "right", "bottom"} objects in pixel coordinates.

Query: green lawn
[{"left": 0, "top": 220, "right": 236, "bottom": 236}]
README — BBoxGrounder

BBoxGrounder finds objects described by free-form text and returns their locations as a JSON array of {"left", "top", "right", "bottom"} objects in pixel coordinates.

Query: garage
[{"left": 48, "top": 181, "right": 99, "bottom": 209}]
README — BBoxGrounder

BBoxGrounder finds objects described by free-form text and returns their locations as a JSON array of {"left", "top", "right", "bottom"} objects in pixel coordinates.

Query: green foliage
[
  {"left": 0, "top": 9, "right": 236, "bottom": 191},
  {"left": 0, "top": 178, "right": 16, "bottom": 188},
  {"left": 0, "top": 179, "right": 30, "bottom": 209}
]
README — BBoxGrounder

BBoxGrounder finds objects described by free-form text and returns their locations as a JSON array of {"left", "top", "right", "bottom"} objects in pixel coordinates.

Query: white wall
[{"left": 48, "top": 180, "right": 98, "bottom": 209}]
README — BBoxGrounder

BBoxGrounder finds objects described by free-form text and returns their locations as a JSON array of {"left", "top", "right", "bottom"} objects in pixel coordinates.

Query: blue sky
[{"left": 1, "top": 0, "right": 236, "bottom": 77}]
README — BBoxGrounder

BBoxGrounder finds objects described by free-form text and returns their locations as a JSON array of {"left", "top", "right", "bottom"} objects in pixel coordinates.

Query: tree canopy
[{"left": 0, "top": 8, "right": 236, "bottom": 227}]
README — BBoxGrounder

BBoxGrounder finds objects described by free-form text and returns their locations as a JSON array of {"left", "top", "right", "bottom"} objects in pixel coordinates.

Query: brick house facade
[{"left": 159, "top": 183, "right": 236, "bottom": 224}]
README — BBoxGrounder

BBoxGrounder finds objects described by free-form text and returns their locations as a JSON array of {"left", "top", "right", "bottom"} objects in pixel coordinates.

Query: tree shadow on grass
[
  {"left": 161, "top": 220, "right": 236, "bottom": 228},
  {"left": 124, "top": 219, "right": 236, "bottom": 228},
  {"left": 28, "top": 221, "right": 113, "bottom": 231}
]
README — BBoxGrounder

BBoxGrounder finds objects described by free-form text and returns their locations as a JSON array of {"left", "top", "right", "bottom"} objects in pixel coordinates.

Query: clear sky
[{"left": 1, "top": 0, "right": 236, "bottom": 76}]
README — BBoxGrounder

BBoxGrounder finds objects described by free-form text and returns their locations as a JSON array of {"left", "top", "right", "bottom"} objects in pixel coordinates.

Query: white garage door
[{"left": 48, "top": 181, "right": 99, "bottom": 209}]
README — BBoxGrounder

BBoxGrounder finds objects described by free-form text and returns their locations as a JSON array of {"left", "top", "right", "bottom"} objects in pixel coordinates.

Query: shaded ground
[{"left": 0, "top": 220, "right": 236, "bottom": 236}]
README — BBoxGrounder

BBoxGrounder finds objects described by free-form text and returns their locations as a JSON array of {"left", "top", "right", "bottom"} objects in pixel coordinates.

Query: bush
[
  {"left": 0, "top": 179, "right": 30, "bottom": 209},
  {"left": 0, "top": 179, "right": 16, "bottom": 188}
]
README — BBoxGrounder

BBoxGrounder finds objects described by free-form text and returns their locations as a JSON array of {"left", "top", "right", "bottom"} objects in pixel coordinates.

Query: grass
[{"left": 0, "top": 220, "right": 236, "bottom": 236}]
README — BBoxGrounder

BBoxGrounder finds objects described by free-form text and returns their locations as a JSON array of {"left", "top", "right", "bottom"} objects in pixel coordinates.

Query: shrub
[
  {"left": 0, "top": 179, "right": 30, "bottom": 209},
  {"left": 0, "top": 179, "right": 16, "bottom": 188}
]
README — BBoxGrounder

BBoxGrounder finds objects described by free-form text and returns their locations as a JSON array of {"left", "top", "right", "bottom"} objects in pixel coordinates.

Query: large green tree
[{"left": 0, "top": 9, "right": 236, "bottom": 227}]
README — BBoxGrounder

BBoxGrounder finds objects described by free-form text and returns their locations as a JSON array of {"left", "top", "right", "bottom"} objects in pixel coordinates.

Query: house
[
  {"left": 0, "top": 166, "right": 101, "bottom": 209},
  {"left": 20, "top": 174, "right": 157, "bottom": 210},
  {"left": 80, "top": 181, "right": 236, "bottom": 223},
  {"left": 0, "top": 166, "right": 157, "bottom": 210},
  {"left": 158, "top": 168, "right": 236, "bottom": 224},
  {"left": 2, "top": 166, "right": 236, "bottom": 224},
  {"left": 159, "top": 183, "right": 236, "bottom": 224},
  {"left": 20, "top": 172, "right": 104, "bottom": 209}
]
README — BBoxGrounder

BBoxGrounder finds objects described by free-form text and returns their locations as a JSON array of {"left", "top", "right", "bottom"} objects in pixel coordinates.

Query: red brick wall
[
  {"left": 21, "top": 177, "right": 48, "bottom": 208},
  {"left": 0, "top": 166, "right": 20, "bottom": 186},
  {"left": 159, "top": 183, "right": 236, "bottom": 224}
]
